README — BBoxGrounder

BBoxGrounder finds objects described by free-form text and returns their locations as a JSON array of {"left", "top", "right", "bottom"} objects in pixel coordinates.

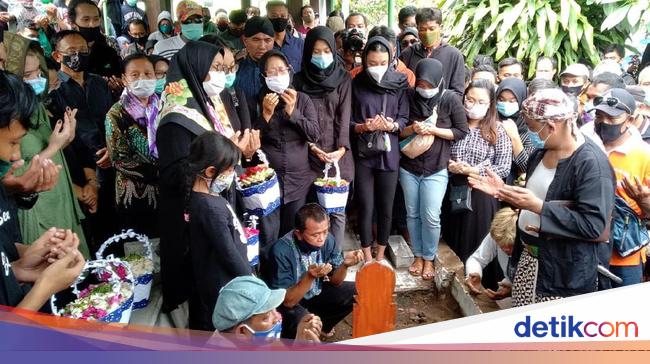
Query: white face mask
[
  {"left": 128, "top": 79, "right": 157, "bottom": 98},
  {"left": 465, "top": 103, "right": 489, "bottom": 120},
  {"left": 203, "top": 71, "right": 227, "bottom": 97},
  {"left": 367, "top": 65, "right": 388, "bottom": 83},
  {"left": 265, "top": 73, "right": 291, "bottom": 94},
  {"left": 416, "top": 87, "right": 439, "bottom": 99}
]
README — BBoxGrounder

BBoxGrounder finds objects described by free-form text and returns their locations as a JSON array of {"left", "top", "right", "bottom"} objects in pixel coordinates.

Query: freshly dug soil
[{"left": 324, "top": 285, "right": 462, "bottom": 342}]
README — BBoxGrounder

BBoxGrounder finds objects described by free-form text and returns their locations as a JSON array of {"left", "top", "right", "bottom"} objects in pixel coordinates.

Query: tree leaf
[
  {"left": 560, "top": 0, "right": 570, "bottom": 29},
  {"left": 498, "top": 2, "right": 527, "bottom": 40},
  {"left": 489, "top": 0, "right": 499, "bottom": 19},
  {"left": 453, "top": 11, "right": 472, "bottom": 36},
  {"left": 536, "top": 8, "right": 547, "bottom": 49},
  {"left": 482, "top": 12, "right": 505, "bottom": 41},
  {"left": 472, "top": 2, "right": 491, "bottom": 28},
  {"left": 569, "top": 4, "right": 579, "bottom": 50},
  {"left": 627, "top": 3, "right": 643, "bottom": 27},
  {"left": 545, "top": 4, "right": 559, "bottom": 39},
  {"left": 600, "top": 4, "right": 631, "bottom": 31}
]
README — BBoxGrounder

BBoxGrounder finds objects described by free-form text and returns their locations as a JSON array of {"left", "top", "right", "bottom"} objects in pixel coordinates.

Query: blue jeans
[
  {"left": 399, "top": 168, "right": 448, "bottom": 261},
  {"left": 610, "top": 264, "right": 643, "bottom": 288}
]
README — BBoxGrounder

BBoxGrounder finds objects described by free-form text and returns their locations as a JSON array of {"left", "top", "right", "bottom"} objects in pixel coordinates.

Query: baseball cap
[
  {"left": 593, "top": 88, "right": 636, "bottom": 117},
  {"left": 560, "top": 63, "right": 590, "bottom": 79},
  {"left": 176, "top": 0, "right": 203, "bottom": 23},
  {"left": 212, "top": 276, "right": 286, "bottom": 331}
]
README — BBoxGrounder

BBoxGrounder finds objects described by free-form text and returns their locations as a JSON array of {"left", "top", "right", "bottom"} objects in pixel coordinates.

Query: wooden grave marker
[{"left": 352, "top": 261, "right": 397, "bottom": 338}]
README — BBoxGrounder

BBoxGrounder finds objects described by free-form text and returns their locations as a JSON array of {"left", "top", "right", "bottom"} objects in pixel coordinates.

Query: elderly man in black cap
[{"left": 235, "top": 16, "right": 275, "bottom": 120}]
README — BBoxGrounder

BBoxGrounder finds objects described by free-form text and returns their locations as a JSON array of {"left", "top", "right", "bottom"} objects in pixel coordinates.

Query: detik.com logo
[{"left": 514, "top": 315, "right": 639, "bottom": 338}]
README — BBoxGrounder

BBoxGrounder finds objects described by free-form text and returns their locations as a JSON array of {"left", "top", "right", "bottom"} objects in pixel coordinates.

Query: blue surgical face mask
[
  {"left": 225, "top": 72, "right": 236, "bottom": 88},
  {"left": 496, "top": 101, "right": 519, "bottom": 117},
  {"left": 528, "top": 123, "right": 549, "bottom": 149},
  {"left": 244, "top": 320, "right": 283, "bottom": 341},
  {"left": 155, "top": 78, "right": 166, "bottom": 94},
  {"left": 181, "top": 23, "right": 204, "bottom": 41},
  {"left": 311, "top": 53, "right": 334, "bottom": 69},
  {"left": 26, "top": 76, "right": 47, "bottom": 95}
]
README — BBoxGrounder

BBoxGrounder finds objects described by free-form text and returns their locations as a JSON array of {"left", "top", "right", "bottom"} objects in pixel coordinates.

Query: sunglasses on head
[{"left": 593, "top": 96, "right": 632, "bottom": 114}]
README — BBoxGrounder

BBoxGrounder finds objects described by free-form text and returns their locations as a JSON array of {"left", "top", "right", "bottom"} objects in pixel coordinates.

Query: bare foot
[{"left": 409, "top": 257, "right": 423, "bottom": 276}]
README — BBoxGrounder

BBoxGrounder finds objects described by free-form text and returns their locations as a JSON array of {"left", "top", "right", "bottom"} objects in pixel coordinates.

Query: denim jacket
[{"left": 510, "top": 138, "right": 616, "bottom": 297}]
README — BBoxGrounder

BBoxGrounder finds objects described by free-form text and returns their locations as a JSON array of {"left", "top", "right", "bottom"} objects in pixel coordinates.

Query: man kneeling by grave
[
  {"left": 464, "top": 207, "right": 517, "bottom": 300},
  {"left": 266, "top": 203, "right": 364, "bottom": 339}
]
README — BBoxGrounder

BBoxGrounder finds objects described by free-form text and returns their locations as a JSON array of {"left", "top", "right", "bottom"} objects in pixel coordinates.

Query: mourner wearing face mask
[
  {"left": 185, "top": 132, "right": 252, "bottom": 332},
  {"left": 118, "top": 19, "right": 149, "bottom": 57},
  {"left": 351, "top": 36, "right": 409, "bottom": 263},
  {"left": 148, "top": 11, "right": 175, "bottom": 42},
  {"left": 400, "top": 7, "right": 465, "bottom": 96},
  {"left": 255, "top": 50, "right": 320, "bottom": 237},
  {"left": 157, "top": 41, "right": 257, "bottom": 322},
  {"left": 266, "top": 1, "right": 304, "bottom": 73},
  {"left": 68, "top": 0, "right": 121, "bottom": 78},
  {"left": 48, "top": 30, "right": 115, "bottom": 245},
  {"left": 3, "top": 32, "right": 89, "bottom": 258},
  {"left": 104, "top": 54, "right": 160, "bottom": 238},
  {"left": 444, "top": 79, "right": 512, "bottom": 290},
  {"left": 472, "top": 89, "right": 615, "bottom": 305},
  {"left": 580, "top": 88, "right": 650, "bottom": 287},
  {"left": 400, "top": 58, "right": 468, "bottom": 280},
  {"left": 294, "top": 26, "right": 354, "bottom": 250},
  {"left": 267, "top": 203, "right": 362, "bottom": 339}
]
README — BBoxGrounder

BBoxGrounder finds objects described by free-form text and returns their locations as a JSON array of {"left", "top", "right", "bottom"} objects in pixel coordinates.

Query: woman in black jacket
[
  {"left": 471, "top": 89, "right": 615, "bottom": 306},
  {"left": 255, "top": 49, "right": 320, "bottom": 236},
  {"left": 294, "top": 26, "right": 353, "bottom": 248},
  {"left": 400, "top": 58, "right": 468, "bottom": 279},
  {"left": 351, "top": 36, "right": 409, "bottom": 263}
]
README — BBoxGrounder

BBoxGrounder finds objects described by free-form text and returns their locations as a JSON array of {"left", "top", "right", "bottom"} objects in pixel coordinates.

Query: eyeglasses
[
  {"left": 401, "top": 39, "right": 419, "bottom": 47},
  {"left": 215, "top": 64, "right": 238, "bottom": 74},
  {"left": 265, "top": 66, "right": 291, "bottom": 77},
  {"left": 593, "top": 96, "right": 632, "bottom": 114}
]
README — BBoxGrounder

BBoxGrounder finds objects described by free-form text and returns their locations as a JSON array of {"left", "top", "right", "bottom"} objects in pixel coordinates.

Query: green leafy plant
[{"left": 438, "top": 0, "right": 646, "bottom": 78}]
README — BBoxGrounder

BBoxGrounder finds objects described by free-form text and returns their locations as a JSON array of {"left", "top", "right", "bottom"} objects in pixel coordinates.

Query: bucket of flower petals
[
  {"left": 314, "top": 161, "right": 349, "bottom": 213},
  {"left": 237, "top": 151, "right": 281, "bottom": 217},
  {"left": 51, "top": 259, "right": 135, "bottom": 323},
  {"left": 96, "top": 230, "right": 154, "bottom": 310}
]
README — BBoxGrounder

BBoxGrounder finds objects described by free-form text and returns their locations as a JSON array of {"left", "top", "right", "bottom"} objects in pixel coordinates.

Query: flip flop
[
  {"left": 409, "top": 259, "right": 423, "bottom": 276},
  {"left": 422, "top": 261, "right": 435, "bottom": 281}
]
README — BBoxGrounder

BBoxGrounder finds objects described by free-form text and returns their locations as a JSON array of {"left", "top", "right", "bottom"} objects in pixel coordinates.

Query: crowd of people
[{"left": 1, "top": 0, "right": 649, "bottom": 344}]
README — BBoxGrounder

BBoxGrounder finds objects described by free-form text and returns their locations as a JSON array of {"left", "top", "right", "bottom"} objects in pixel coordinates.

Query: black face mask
[
  {"left": 133, "top": 36, "right": 148, "bottom": 47},
  {"left": 77, "top": 26, "right": 102, "bottom": 43},
  {"left": 595, "top": 121, "right": 626, "bottom": 144},
  {"left": 62, "top": 52, "right": 90, "bottom": 72},
  {"left": 296, "top": 236, "right": 320, "bottom": 253},
  {"left": 217, "top": 23, "right": 228, "bottom": 32},
  {"left": 561, "top": 85, "right": 583, "bottom": 96},
  {"left": 270, "top": 17, "right": 289, "bottom": 33}
]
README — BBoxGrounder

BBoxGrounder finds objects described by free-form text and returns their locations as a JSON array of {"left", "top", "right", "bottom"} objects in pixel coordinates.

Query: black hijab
[
  {"left": 496, "top": 77, "right": 528, "bottom": 134},
  {"left": 294, "top": 26, "right": 348, "bottom": 96},
  {"left": 258, "top": 49, "right": 294, "bottom": 107},
  {"left": 356, "top": 36, "right": 408, "bottom": 93},
  {"left": 410, "top": 58, "right": 444, "bottom": 118},
  {"left": 164, "top": 41, "right": 224, "bottom": 132}
]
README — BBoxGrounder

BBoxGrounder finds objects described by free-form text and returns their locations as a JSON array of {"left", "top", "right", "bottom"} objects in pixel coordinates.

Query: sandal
[
  {"left": 409, "top": 257, "right": 424, "bottom": 276},
  {"left": 422, "top": 260, "right": 435, "bottom": 281}
]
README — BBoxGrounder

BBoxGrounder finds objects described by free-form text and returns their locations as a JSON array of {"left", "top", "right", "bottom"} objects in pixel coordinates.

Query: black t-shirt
[{"left": 0, "top": 186, "right": 27, "bottom": 307}]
